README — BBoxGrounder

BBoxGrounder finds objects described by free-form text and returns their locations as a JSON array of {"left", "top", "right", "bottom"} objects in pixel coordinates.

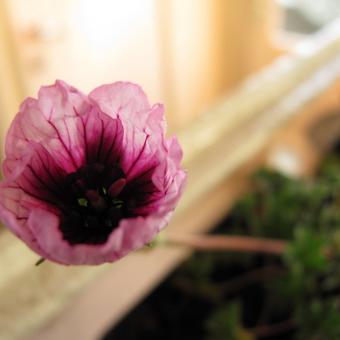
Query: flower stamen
[
  {"left": 77, "top": 198, "right": 88, "bottom": 207},
  {"left": 86, "top": 190, "right": 107, "bottom": 211},
  {"left": 108, "top": 178, "right": 126, "bottom": 197}
]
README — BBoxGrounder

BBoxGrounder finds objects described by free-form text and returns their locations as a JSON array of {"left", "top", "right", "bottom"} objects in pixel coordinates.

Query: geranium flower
[{"left": 0, "top": 80, "right": 186, "bottom": 265}]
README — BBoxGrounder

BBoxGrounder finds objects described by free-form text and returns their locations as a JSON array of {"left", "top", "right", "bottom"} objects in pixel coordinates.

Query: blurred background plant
[{"left": 104, "top": 145, "right": 340, "bottom": 340}]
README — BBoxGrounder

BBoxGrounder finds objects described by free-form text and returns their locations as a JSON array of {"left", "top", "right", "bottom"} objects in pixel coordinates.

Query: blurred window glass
[{"left": 278, "top": 0, "right": 340, "bottom": 34}]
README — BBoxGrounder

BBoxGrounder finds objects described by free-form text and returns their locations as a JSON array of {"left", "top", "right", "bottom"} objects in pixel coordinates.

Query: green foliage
[
  {"left": 205, "top": 303, "right": 254, "bottom": 340},
  {"left": 296, "top": 300, "right": 340, "bottom": 340},
  {"left": 284, "top": 228, "right": 328, "bottom": 295},
  {"left": 110, "top": 152, "right": 340, "bottom": 340},
  {"left": 203, "top": 158, "right": 340, "bottom": 339}
]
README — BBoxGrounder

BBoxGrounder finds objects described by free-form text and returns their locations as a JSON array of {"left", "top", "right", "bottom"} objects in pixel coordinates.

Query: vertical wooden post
[
  {"left": 157, "top": 0, "right": 282, "bottom": 130},
  {"left": 216, "top": 0, "right": 282, "bottom": 89},
  {"left": 0, "top": 1, "right": 25, "bottom": 164}
]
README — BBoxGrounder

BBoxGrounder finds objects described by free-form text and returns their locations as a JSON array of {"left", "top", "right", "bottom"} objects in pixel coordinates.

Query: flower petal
[
  {"left": 73, "top": 106, "right": 124, "bottom": 165},
  {"left": 27, "top": 208, "right": 171, "bottom": 265},
  {"left": 13, "top": 143, "right": 66, "bottom": 207},
  {"left": 4, "top": 80, "right": 124, "bottom": 176},
  {"left": 89, "top": 82, "right": 165, "bottom": 135},
  {"left": 4, "top": 80, "right": 91, "bottom": 174},
  {"left": 89, "top": 82, "right": 149, "bottom": 120},
  {"left": 0, "top": 183, "right": 50, "bottom": 258}
]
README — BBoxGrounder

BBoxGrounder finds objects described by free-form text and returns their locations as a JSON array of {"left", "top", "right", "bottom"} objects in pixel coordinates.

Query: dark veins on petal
[{"left": 18, "top": 143, "right": 162, "bottom": 245}]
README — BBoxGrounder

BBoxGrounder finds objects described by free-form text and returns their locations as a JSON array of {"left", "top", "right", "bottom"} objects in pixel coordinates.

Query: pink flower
[{"left": 0, "top": 80, "right": 186, "bottom": 265}]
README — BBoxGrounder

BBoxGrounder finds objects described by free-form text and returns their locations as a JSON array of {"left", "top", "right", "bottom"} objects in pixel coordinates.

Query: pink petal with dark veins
[
  {"left": 0, "top": 80, "right": 186, "bottom": 265},
  {"left": 27, "top": 207, "right": 171, "bottom": 265}
]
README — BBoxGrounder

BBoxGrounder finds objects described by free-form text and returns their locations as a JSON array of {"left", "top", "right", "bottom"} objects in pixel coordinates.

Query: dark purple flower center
[
  {"left": 59, "top": 162, "right": 132, "bottom": 245},
  {"left": 53, "top": 159, "right": 161, "bottom": 245}
]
